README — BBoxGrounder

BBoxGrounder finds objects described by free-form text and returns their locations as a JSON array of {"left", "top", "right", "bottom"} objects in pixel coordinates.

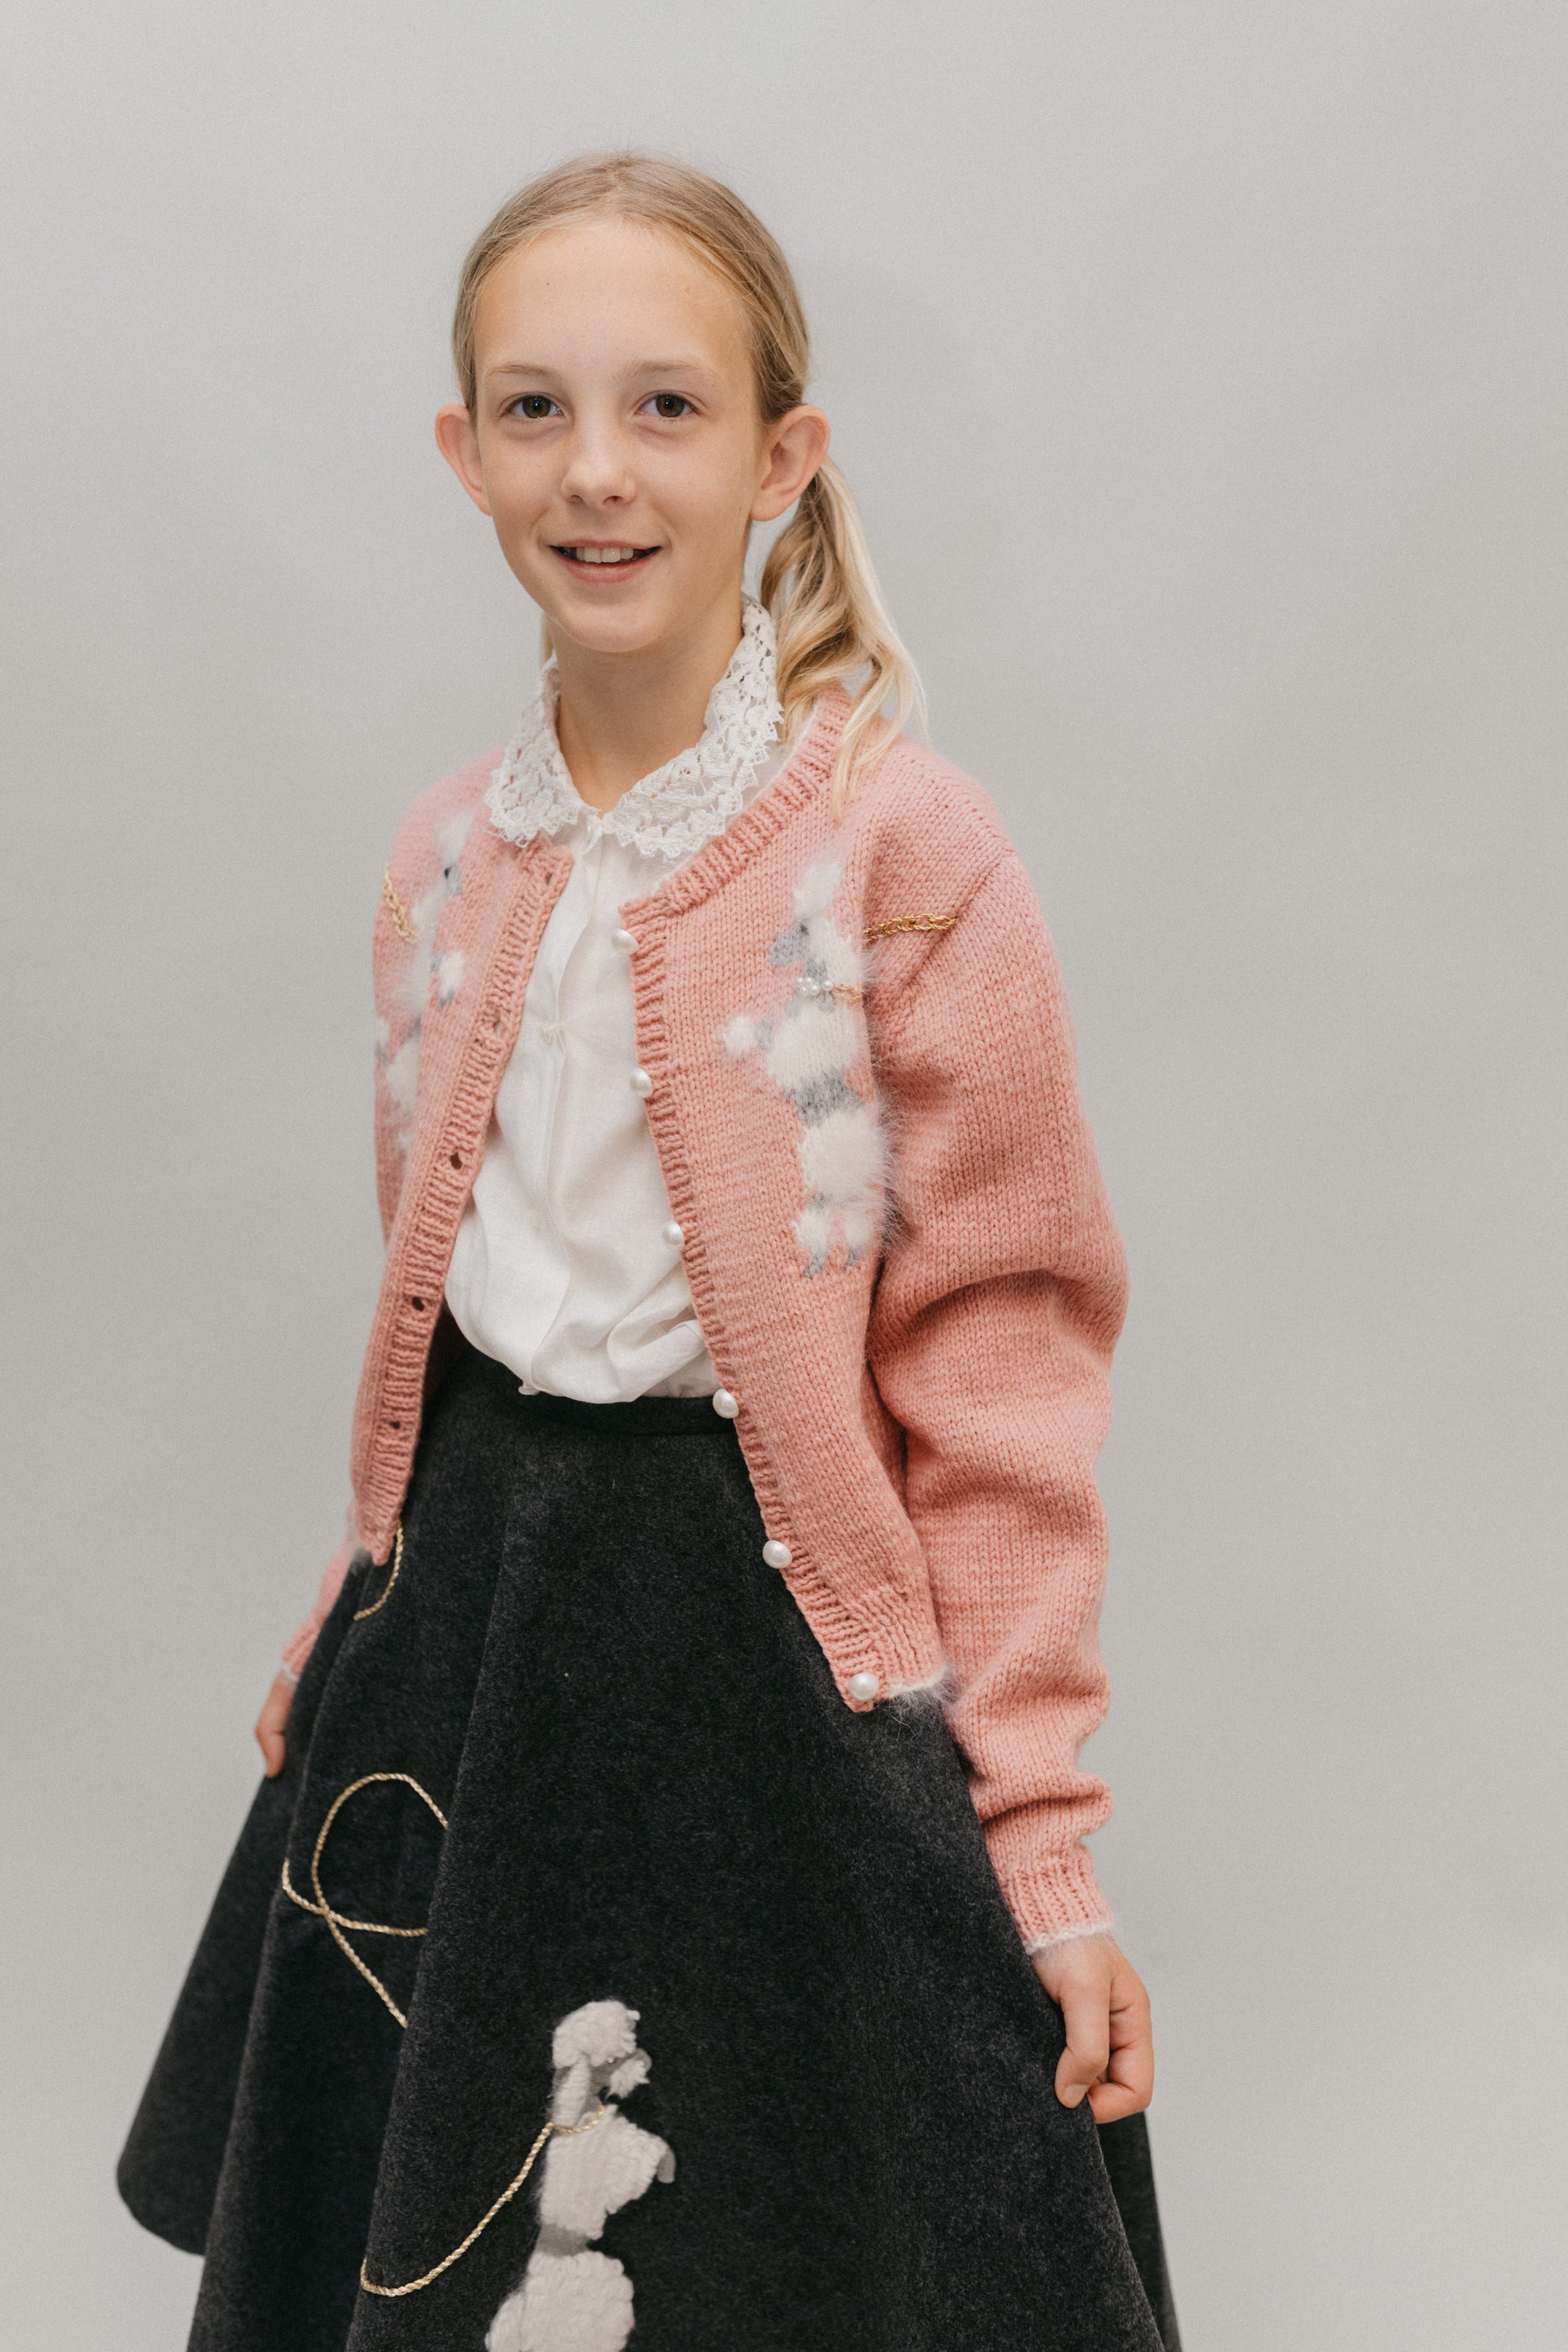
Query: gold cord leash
[
  {"left": 279, "top": 1854, "right": 428, "bottom": 1944},
  {"left": 281, "top": 1772, "right": 448, "bottom": 2027},
  {"left": 281, "top": 1531, "right": 411, "bottom": 1938},
  {"left": 358, "top": 2103, "right": 608, "bottom": 2299},
  {"left": 279, "top": 1737, "right": 608, "bottom": 2298},
  {"left": 353, "top": 1522, "right": 403, "bottom": 1621}
]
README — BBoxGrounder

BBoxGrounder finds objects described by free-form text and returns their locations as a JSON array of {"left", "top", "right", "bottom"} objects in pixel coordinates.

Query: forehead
[{"left": 472, "top": 214, "right": 752, "bottom": 380}]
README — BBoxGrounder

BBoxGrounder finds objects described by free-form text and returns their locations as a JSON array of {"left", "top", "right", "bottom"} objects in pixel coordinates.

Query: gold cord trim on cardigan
[
  {"left": 383, "top": 869, "right": 417, "bottom": 944},
  {"left": 278, "top": 1763, "right": 608, "bottom": 2300},
  {"left": 863, "top": 911, "right": 958, "bottom": 943},
  {"left": 354, "top": 1521, "right": 403, "bottom": 1621},
  {"left": 358, "top": 2104, "right": 608, "bottom": 2299}
]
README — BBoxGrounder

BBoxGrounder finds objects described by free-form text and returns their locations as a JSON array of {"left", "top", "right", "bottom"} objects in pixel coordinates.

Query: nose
[{"left": 559, "top": 413, "right": 637, "bottom": 510}]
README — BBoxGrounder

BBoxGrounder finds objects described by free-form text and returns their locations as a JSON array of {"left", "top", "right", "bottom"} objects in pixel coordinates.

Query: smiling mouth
[{"left": 553, "top": 543, "right": 659, "bottom": 568}]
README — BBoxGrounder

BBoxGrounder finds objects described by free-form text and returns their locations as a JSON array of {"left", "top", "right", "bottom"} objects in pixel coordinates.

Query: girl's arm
[
  {"left": 253, "top": 785, "right": 457, "bottom": 1771},
  {"left": 254, "top": 1532, "right": 358, "bottom": 1774},
  {"left": 866, "top": 844, "right": 1151, "bottom": 2112}
]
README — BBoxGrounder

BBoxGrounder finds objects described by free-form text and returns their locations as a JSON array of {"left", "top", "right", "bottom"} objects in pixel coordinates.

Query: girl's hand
[
  {"left": 254, "top": 1671, "right": 296, "bottom": 1778},
  {"left": 1032, "top": 1935, "right": 1153, "bottom": 2123}
]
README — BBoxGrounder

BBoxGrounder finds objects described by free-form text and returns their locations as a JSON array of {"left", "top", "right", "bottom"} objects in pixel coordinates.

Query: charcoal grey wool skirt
[{"left": 120, "top": 1343, "right": 1180, "bottom": 2352}]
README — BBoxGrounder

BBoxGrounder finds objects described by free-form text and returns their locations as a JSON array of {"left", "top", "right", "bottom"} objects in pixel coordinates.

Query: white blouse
[{"left": 444, "top": 600, "right": 786, "bottom": 1402}]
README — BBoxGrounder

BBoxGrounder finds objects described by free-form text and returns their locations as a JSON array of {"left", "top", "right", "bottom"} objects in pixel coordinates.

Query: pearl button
[
  {"left": 712, "top": 1388, "right": 739, "bottom": 1418},
  {"left": 630, "top": 1068, "right": 653, "bottom": 1098},
  {"left": 762, "top": 1538, "right": 792, "bottom": 1569},
  {"left": 848, "top": 1671, "right": 880, "bottom": 1702},
  {"left": 612, "top": 927, "right": 637, "bottom": 951},
  {"left": 662, "top": 1221, "right": 685, "bottom": 1247}
]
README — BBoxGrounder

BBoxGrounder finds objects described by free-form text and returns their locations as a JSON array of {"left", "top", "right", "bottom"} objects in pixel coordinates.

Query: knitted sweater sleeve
[
  {"left": 278, "top": 770, "right": 487, "bottom": 1680},
  {"left": 280, "top": 1532, "right": 358, "bottom": 1682},
  {"left": 865, "top": 848, "right": 1129, "bottom": 1950},
  {"left": 279, "top": 840, "right": 426, "bottom": 1678}
]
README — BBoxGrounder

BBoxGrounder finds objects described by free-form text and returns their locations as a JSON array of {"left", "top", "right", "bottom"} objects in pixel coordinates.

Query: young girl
[{"left": 120, "top": 152, "right": 1180, "bottom": 2352}]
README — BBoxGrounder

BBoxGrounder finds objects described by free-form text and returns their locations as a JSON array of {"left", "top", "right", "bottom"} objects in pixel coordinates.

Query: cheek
[
  {"left": 659, "top": 446, "right": 760, "bottom": 546},
  {"left": 479, "top": 442, "right": 550, "bottom": 532}
]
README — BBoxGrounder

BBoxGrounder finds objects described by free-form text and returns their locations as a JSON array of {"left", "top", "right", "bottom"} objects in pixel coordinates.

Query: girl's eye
[
  {"left": 643, "top": 393, "right": 692, "bottom": 419},
  {"left": 510, "top": 394, "right": 558, "bottom": 420}
]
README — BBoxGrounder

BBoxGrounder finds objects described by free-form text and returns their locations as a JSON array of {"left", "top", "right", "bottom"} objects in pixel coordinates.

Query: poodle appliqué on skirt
[{"left": 486, "top": 2000, "right": 674, "bottom": 2352}]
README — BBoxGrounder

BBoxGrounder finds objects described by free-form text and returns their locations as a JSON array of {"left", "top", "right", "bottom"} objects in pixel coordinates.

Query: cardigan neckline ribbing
[
  {"left": 615, "top": 688, "right": 852, "bottom": 922},
  {"left": 485, "top": 595, "right": 784, "bottom": 866}
]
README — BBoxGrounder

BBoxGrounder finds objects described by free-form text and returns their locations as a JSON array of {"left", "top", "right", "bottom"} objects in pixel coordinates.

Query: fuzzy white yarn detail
[
  {"left": 887, "top": 1661, "right": 956, "bottom": 1707},
  {"left": 376, "top": 809, "right": 475, "bottom": 1148},
  {"left": 488, "top": 2249, "right": 634, "bottom": 2352},
  {"left": 486, "top": 596, "right": 782, "bottom": 863},
  {"left": 486, "top": 1998, "right": 674, "bottom": 2352},
  {"left": 724, "top": 856, "right": 888, "bottom": 1276},
  {"left": 1024, "top": 1919, "right": 1119, "bottom": 1959}
]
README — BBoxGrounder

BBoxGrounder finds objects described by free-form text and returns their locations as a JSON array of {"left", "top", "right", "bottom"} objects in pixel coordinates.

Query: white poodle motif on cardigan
[
  {"left": 486, "top": 1999, "right": 675, "bottom": 2352},
  {"left": 376, "top": 809, "right": 474, "bottom": 1146},
  {"left": 722, "top": 856, "right": 887, "bottom": 1276}
]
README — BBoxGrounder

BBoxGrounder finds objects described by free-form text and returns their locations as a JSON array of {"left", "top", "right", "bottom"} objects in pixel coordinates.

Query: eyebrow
[{"left": 483, "top": 358, "right": 724, "bottom": 385}]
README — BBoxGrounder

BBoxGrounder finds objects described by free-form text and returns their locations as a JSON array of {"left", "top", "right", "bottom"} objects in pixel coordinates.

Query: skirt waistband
[{"left": 464, "top": 1342, "right": 737, "bottom": 1436}]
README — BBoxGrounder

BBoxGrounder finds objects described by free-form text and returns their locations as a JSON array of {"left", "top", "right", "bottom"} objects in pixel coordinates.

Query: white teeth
[{"left": 570, "top": 545, "right": 640, "bottom": 564}]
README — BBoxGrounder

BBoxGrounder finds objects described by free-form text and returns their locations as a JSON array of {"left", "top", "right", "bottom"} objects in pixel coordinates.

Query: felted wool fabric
[{"left": 120, "top": 1345, "right": 1178, "bottom": 2352}]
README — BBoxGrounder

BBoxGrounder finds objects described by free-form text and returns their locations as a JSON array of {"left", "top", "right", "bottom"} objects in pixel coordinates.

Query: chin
[{"left": 541, "top": 595, "right": 685, "bottom": 660}]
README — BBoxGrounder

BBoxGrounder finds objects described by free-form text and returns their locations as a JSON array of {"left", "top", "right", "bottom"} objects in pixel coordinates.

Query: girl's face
[{"left": 436, "top": 216, "right": 828, "bottom": 662}]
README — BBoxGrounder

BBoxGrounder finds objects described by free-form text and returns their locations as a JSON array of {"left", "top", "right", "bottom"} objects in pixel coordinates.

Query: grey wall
[{"left": 3, "top": 3, "right": 1564, "bottom": 2344}]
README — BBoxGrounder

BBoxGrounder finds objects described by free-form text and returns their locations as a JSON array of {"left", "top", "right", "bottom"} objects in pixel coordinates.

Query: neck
[{"left": 552, "top": 586, "right": 747, "bottom": 813}]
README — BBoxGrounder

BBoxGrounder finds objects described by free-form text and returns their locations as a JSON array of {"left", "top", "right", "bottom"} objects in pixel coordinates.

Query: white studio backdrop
[{"left": 2, "top": 3, "right": 1565, "bottom": 2345}]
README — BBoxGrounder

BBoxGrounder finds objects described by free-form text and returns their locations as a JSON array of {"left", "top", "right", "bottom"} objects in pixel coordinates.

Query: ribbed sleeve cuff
[
  {"left": 1023, "top": 1918, "right": 1118, "bottom": 1960},
  {"left": 280, "top": 1535, "right": 357, "bottom": 1680},
  {"left": 993, "top": 1842, "right": 1114, "bottom": 1952}
]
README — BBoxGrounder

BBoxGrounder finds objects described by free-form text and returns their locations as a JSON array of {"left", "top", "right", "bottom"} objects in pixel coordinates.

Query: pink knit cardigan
[{"left": 283, "top": 691, "right": 1129, "bottom": 1951}]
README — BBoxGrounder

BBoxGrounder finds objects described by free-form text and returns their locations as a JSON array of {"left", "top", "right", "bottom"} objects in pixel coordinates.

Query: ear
[
  {"left": 550, "top": 2053, "right": 595, "bottom": 2126},
  {"left": 434, "top": 403, "right": 492, "bottom": 516},
  {"left": 751, "top": 405, "right": 830, "bottom": 524}
]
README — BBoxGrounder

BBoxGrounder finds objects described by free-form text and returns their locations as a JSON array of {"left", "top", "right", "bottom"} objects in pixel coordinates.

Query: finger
[
  {"left": 254, "top": 1704, "right": 284, "bottom": 1776},
  {"left": 1052, "top": 1980, "right": 1112, "bottom": 2110},
  {"left": 1087, "top": 2027, "right": 1154, "bottom": 2124},
  {"left": 1089, "top": 1972, "right": 1155, "bottom": 2122},
  {"left": 1087, "top": 2074, "right": 1151, "bottom": 2125},
  {"left": 1087, "top": 2018, "right": 1155, "bottom": 2123},
  {"left": 253, "top": 1674, "right": 294, "bottom": 1779}
]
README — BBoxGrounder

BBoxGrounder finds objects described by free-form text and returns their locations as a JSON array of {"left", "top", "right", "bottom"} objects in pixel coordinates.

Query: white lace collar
[{"left": 486, "top": 595, "right": 782, "bottom": 863}]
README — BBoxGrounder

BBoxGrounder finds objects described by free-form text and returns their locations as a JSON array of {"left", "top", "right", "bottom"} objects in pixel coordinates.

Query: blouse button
[
  {"left": 630, "top": 1068, "right": 654, "bottom": 1098},
  {"left": 762, "top": 1538, "right": 791, "bottom": 1569},
  {"left": 612, "top": 927, "right": 637, "bottom": 951},
  {"left": 712, "top": 1388, "right": 739, "bottom": 1418},
  {"left": 848, "top": 1671, "right": 880, "bottom": 1702},
  {"left": 662, "top": 1221, "right": 685, "bottom": 1247}
]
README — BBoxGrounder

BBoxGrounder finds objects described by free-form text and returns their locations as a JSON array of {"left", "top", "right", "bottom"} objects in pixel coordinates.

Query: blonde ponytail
[
  {"left": 760, "top": 457, "right": 924, "bottom": 818},
  {"left": 452, "top": 152, "right": 924, "bottom": 813}
]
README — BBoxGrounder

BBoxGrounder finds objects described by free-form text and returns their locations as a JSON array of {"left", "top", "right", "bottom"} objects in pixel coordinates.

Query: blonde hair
[{"left": 452, "top": 151, "right": 924, "bottom": 812}]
